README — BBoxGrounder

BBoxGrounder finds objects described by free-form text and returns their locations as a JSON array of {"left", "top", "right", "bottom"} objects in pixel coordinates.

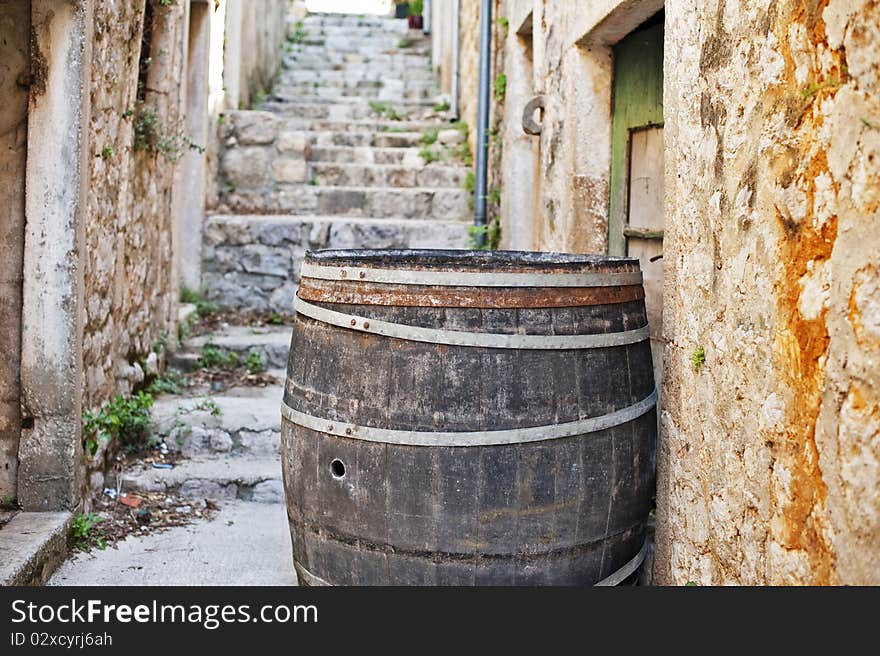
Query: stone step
[
  {"left": 282, "top": 69, "right": 435, "bottom": 83},
  {"left": 296, "top": 37, "right": 430, "bottom": 54},
  {"left": 0, "top": 512, "right": 72, "bottom": 585},
  {"left": 301, "top": 15, "right": 410, "bottom": 31},
  {"left": 268, "top": 93, "right": 436, "bottom": 107},
  {"left": 300, "top": 17, "right": 410, "bottom": 30},
  {"left": 222, "top": 185, "right": 470, "bottom": 221},
  {"left": 276, "top": 83, "right": 435, "bottom": 101},
  {"left": 279, "top": 73, "right": 435, "bottom": 88},
  {"left": 218, "top": 110, "right": 444, "bottom": 151},
  {"left": 117, "top": 456, "right": 284, "bottom": 504},
  {"left": 282, "top": 52, "right": 431, "bottom": 69},
  {"left": 310, "top": 162, "right": 467, "bottom": 188},
  {"left": 186, "top": 328, "right": 291, "bottom": 368},
  {"left": 300, "top": 26, "right": 416, "bottom": 39},
  {"left": 261, "top": 99, "right": 438, "bottom": 122},
  {"left": 202, "top": 215, "right": 469, "bottom": 312},
  {"left": 304, "top": 118, "right": 445, "bottom": 133},
  {"left": 288, "top": 43, "right": 431, "bottom": 58},
  {"left": 150, "top": 381, "right": 285, "bottom": 458},
  {"left": 307, "top": 145, "right": 425, "bottom": 165},
  {"left": 282, "top": 58, "right": 431, "bottom": 76},
  {"left": 306, "top": 129, "right": 425, "bottom": 148}
]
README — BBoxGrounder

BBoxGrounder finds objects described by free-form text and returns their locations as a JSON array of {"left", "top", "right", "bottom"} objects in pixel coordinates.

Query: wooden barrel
[{"left": 281, "top": 249, "right": 656, "bottom": 585}]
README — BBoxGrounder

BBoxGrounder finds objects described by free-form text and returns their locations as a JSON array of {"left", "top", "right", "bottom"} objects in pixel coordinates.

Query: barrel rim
[{"left": 305, "top": 249, "right": 639, "bottom": 271}]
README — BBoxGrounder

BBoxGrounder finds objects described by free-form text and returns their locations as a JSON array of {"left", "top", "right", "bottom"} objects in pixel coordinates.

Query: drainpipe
[
  {"left": 473, "top": 0, "right": 492, "bottom": 246},
  {"left": 451, "top": 0, "right": 460, "bottom": 120},
  {"left": 423, "top": 0, "right": 431, "bottom": 34}
]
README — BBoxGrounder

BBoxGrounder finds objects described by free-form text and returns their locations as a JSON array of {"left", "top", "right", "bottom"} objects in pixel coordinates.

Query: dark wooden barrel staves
[{"left": 281, "top": 249, "right": 656, "bottom": 585}]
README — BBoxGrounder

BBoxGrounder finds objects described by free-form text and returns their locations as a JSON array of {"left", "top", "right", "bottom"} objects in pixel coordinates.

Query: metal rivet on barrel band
[
  {"left": 300, "top": 262, "right": 643, "bottom": 288},
  {"left": 280, "top": 388, "right": 657, "bottom": 447},
  {"left": 293, "top": 296, "right": 650, "bottom": 350}
]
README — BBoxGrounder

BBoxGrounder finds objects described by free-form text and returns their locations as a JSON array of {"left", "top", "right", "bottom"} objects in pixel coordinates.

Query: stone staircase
[
  {"left": 49, "top": 12, "right": 475, "bottom": 585},
  {"left": 204, "top": 12, "right": 471, "bottom": 314}
]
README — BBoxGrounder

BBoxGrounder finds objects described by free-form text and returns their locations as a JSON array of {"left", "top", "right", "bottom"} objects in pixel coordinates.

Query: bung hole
[{"left": 330, "top": 458, "right": 346, "bottom": 479}]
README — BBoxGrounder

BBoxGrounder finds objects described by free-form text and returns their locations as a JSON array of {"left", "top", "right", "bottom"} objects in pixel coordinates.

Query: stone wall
[
  {"left": 81, "top": 0, "right": 188, "bottom": 410},
  {"left": 223, "top": 0, "right": 288, "bottom": 110},
  {"left": 452, "top": 0, "right": 880, "bottom": 584},
  {"left": 655, "top": 0, "right": 880, "bottom": 586}
]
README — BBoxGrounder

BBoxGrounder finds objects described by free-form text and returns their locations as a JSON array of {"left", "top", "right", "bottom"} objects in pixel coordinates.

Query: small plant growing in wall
[
  {"left": 288, "top": 20, "right": 306, "bottom": 44},
  {"left": 72, "top": 513, "right": 107, "bottom": 551},
  {"left": 497, "top": 16, "right": 509, "bottom": 36},
  {"left": 467, "top": 220, "right": 501, "bottom": 251},
  {"left": 100, "top": 146, "right": 115, "bottom": 160},
  {"left": 82, "top": 392, "right": 155, "bottom": 456},
  {"left": 132, "top": 102, "right": 205, "bottom": 161},
  {"left": 464, "top": 170, "right": 476, "bottom": 210},
  {"left": 0, "top": 494, "right": 17, "bottom": 511},
  {"left": 691, "top": 345, "right": 706, "bottom": 371},
  {"left": 493, "top": 73, "right": 507, "bottom": 103}
]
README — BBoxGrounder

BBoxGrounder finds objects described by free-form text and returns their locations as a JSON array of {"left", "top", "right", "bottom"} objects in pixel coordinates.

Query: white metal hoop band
[
  {"left": 292, "top": 541, "right": 647, "bottom": 587},
  {"left": 300, "top": 262, "right": 643, "bottom": 288},
  {"left": 594, "top": 541, "right": 648, "bottom": 586},
  {"left": 294, "top": 296, "right": 650, "bottom": 350},
  {"left": 281, "top": 388, "right": 657, "bottom": 447}
]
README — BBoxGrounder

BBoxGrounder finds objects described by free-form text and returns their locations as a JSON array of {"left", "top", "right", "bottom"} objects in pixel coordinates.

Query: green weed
[
  {"left": 180, "top": 287, "right": 219, "bottom": 317},
  {"left": 494, "top": 73, "right": 507, "bottom": 103},
  {"left": 72, "top": 513, "right": 107, "bottom": 551},
  {"left": 198, "top": 343, "right": 239, "bottom": 369},
  {"left": 245, "top": 349, "right": 267, "bottom": 374},
  {"left": 468, "top": 220, "right": 501, "bottom": 250},
  {"left": 691, "top": 345, "right": 706, "bottom": 371},
  {"left": 82, "top": 392, "right": 154, "bottom": 456}
]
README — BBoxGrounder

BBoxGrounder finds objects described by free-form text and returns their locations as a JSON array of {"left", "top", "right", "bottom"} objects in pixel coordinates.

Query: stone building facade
[
  {"left": 439, "top": 0, "right": 880, "bottom": 584},
  {"left": 0, "top": 0, "right": 286, "bottom": 512}
]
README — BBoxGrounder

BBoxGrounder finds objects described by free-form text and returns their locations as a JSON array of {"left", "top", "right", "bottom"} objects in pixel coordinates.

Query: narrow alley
[{"left": 47, "top": 9, "right": 471, "bottom": 586}]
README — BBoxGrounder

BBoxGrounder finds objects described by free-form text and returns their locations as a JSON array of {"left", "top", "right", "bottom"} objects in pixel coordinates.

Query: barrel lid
[{"left": 304, "top": 249, "right": 639, "bottom": 273}]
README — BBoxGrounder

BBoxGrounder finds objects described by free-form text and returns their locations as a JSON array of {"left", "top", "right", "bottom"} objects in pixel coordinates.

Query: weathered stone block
[
  {"left": 202, "top": 273, "right": 270, "bottom": 312},
  {"left": 318, "top": 188, "right": 367, "bottom": 215},
  {"left": 272, "top": 159, "right": 309, "bottom": 184},
  {"left": 239, "top": 244, "right": 292, "bottom": 278},
  {"left": 209, "top": 431, "right": 233, "bottom": 453},
  {"left": 430, "top": 189, "right": 470, "bottom": 220},
  {"left": 179, "top": 479, "right": 237, "bottom": 501},
  {"left": 222, "top": 147, "right": 271, "bottom": 188},
  {"left": 369, "top": 189, "right": 431, "bottom": 218},
  {"left": 232, "top": 111, "right": 279, "bottom": 145},
  {"left": 276, "top": 130, "right": 309, "bottom": 155},
  {"left": 251, "top": 479, "right": 284, "bottom": 504}
]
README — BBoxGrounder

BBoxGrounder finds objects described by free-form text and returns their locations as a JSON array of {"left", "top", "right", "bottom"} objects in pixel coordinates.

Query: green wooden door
[{"left": 608, "top": 17, "right": 664, "bottom": 388}]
